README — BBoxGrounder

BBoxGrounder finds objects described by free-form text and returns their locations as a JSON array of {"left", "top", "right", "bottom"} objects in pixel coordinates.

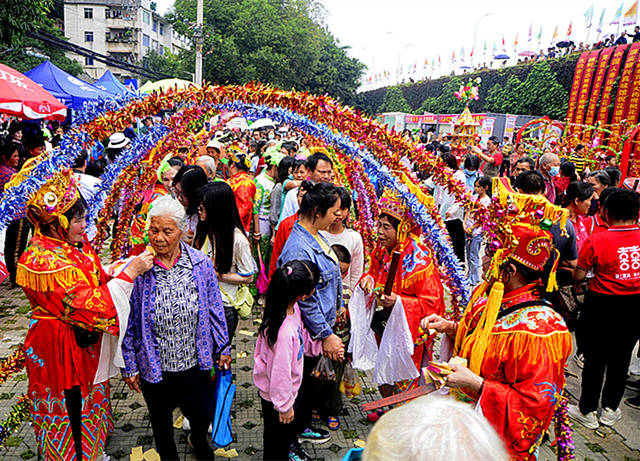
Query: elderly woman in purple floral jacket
[{"left": 121, "top": 196, "right": 231, "bottom": 460}]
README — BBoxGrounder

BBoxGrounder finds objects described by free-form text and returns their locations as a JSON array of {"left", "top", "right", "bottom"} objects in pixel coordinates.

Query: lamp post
[
  {"left": 194, "top": 0, "right": 203, "bottom": 85},
  {"left": 472, "top": 12, "right": 494, "bottom": 68}
]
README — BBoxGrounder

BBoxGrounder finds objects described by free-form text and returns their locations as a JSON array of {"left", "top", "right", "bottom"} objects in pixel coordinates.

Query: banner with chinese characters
[
  {"left": 565, "top": 51, "right": 591, "bottom": 131},
  {"left": 573, "top": 50, "right": 601, "bottom": 136},
  {"left": 503, "top": 114, "right": 517, "bottom": 141},
  {"left": 596, "top": 45, "right": 628, "bottom": 128},
  {"left": 611, "top": 42, "right": 640, "bottom": 138},
  {"left": 480, "top": 117, "right": 496, "bottom": 148},
  {"left": 582, "top": 47, "right": 614, "bottom": 142},
  {"left": 624, "top": 49, "right": 640, "bottom": 129}
]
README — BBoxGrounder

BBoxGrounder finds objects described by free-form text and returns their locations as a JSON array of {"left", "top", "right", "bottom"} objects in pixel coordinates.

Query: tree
[
  {"left": 518, "top": 61, "right": 568, "bottom": 119},
  {"left": 145, "top": 50, "right": 193, "bottom": 82},
  {"left": 168, "top": 0, "right": 364, "bottom": 103},
  {"left": 485, "top": 82, "right": 505, "bottom": 113},
  {"left": 378, "top": 87, "right": 411, "bottom": 113},
  {"left": 0, "top": 0, "right": 52, "bottom": 47},
  {"left": 501, "top": 75, "right": 524, "bottom": 114}
]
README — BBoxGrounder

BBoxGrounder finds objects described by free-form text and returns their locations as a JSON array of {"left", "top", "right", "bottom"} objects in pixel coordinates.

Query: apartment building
[{"left": 63, "top": 0, "right": 191, "bottom": 81}]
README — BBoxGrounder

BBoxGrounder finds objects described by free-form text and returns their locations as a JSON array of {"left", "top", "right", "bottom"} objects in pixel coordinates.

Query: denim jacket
[
  {"left": 121, "top": 243, "right": 230, "bottom": 383},
  {"left": 278, "top": 222, "right": 342, "bottom": 339}
]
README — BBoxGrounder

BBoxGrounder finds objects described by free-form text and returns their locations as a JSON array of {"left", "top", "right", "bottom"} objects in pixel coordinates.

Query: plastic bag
[
  {"left": 212, "top": 368, "right": 236, "bottom": 448},
  {"left": 311, "top": 356, "right": 336, "bottom": 381},
  {"left": 340, "top": 363, "right": 361, "bottom": 398},
  {"left": 256, "top": 247, "right": 269, "bottom": 295}
]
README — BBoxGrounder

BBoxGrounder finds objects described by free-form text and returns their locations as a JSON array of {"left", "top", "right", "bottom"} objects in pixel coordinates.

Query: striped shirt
[{"left": 567, "top": 154, "right": 586, "bottom": 175}]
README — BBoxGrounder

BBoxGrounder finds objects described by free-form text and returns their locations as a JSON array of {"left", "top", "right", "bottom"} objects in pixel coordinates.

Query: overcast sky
[{"left": 155, "top": 0, "right": 633, "bottom": 83}]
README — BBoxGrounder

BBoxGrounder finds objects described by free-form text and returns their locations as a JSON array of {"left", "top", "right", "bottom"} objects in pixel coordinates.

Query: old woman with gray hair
[{"left": 121, "top": 195, "right": 231, "bottom": 460}]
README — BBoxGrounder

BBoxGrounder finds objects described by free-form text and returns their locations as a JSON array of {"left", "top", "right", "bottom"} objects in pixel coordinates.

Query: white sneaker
[
  {"left": 568, "top": 404, "right": 599, "bottom": 429},
  {"left": 599, "top": 407, "right": 622, "bottom": 426}
]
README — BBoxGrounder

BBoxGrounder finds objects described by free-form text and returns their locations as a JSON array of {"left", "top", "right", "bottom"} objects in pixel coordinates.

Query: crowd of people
[{"left": 0, "top": 113, "right": 639, "bottom": 461}]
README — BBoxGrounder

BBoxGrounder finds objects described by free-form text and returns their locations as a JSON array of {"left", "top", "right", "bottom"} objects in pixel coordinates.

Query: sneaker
[
  {"left": 568, "top": 404, "right": 599, "bottom": 429},
  {"left": 298, "top": 426, "right": 330, "bottom": 444},
  {"left": 625, "top": 394, "right": 640, "bottom": 409},
  {"left": 289, "top": 443, "right": 313, "bottom": 461},
  {"left": 626, "top": 378, "right": 640, "bottom": 391},
  {"left": 599, "top": 407, "right": 622, "bottom": 426},
  {"left": 573, "top": 354, "right": 584, "bottom": 369}
]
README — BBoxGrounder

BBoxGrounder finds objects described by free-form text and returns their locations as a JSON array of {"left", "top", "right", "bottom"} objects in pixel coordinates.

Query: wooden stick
[
  {"left": 384, "top": 250, "right": 402, "bottom": 296},
  {"left": 361, "top": 384, "right": 436, "bottom": 411}
]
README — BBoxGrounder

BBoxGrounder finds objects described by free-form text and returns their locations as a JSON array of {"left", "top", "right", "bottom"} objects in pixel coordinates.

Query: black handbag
[
  {"left": 370, "top": 307, "right": 391, "bottom": 338},
  {"left": 72, "top": 325, "right": 100, "bottom": 348}
]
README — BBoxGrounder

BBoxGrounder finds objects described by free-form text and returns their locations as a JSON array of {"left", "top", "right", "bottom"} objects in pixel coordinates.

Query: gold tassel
[
  {"left": 16, "top": 264, "right": 82, "bottom": 292},
  {"left": 463, "top": 281, "right": 504, "bottom": 374},
  {"left": 546, "top": 248, "right": 560, "bottom": 292}
]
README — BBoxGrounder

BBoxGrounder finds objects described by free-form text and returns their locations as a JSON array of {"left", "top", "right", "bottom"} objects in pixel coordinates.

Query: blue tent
[
  {"left": 94, "top": 70, "right": 133, "bottom": 97},
  {"left": 25, "top": 61, "right": 113, "bottom": 110}
]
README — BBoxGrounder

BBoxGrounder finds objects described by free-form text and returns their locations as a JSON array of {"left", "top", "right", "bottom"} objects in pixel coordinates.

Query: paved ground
[{"left": 0, "top": 280, "right": 639, "bottom": 460}]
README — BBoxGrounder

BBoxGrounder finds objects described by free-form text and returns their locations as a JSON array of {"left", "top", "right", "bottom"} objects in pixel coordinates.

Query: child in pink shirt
[{"left": 253, "top": 260, "right": 326, "bottom": 461}]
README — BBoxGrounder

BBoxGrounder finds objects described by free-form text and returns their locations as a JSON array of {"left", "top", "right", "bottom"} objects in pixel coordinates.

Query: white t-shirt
[
  {"left": 320, "top": 227, "right": 364, "bottom": 292},
  {"left": 204, "top": 227, "right": 257, "bottom": 307},
  {"left": 280, "top": 186, "right": 300, "bottom": 223}
]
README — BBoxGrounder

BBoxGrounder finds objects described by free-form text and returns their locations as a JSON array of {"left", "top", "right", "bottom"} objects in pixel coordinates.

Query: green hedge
[{"left": 356, "top": 53, "right": 580, "bottom": 119}]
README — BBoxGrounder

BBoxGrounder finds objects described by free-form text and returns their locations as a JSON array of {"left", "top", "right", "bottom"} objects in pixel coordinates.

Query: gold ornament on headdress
[
  {"left": 227, "top": 144, "right": 252, "bottom": 170},
  {"left": 7, "top": 157, "right": 80, "bottom": 230},
  {"left": 378, "top": 189, "right": 413, "bottom": 244}
]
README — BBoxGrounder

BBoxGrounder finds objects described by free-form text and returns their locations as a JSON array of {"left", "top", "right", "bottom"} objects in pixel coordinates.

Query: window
[
  {"left": 152, "top": 19, "right": 157, "bottom": 32},
  {"left": 159, "top": 23, "right": 164, "bottom": 35},
  {"left": 85, "top": 56, "right": 94, "bottom": 66},
  {"left": 84, "top": 8, "right": 93, "bottom": 19},
  {"left": 84, "top": 31, "right": 94, "bottom": 42},
  {"left": 143, "top": 34, "right": 150, "bottom": 47},
  {"left": 143, "top": 10, "right": 150, "bottom": 24}
]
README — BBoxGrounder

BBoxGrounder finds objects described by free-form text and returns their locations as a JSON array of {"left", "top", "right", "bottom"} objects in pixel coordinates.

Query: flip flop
[
  {"left": 327, "top": 416, "right": 340, "bottom": 431},
  {"left": 311, "top": 411, "right": 321, "bottom": 423}
]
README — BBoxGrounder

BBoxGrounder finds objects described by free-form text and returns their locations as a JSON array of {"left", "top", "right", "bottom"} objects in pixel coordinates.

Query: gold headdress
[{"left": 7, "top": 157, "right": 80, "bottom": 230}]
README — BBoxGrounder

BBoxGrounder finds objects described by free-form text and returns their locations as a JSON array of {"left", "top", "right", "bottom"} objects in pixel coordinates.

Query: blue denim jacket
[
  {"left": 278, "top": 222, "right": 342, "bottom": 339},
  {"left": 121, "top": 243, "right": 230, "bottom": 383}
]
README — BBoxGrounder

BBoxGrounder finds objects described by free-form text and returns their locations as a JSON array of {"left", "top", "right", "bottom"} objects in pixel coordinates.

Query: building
[{"left": 63, "top": 0, "right": 191, "bottom": 81}]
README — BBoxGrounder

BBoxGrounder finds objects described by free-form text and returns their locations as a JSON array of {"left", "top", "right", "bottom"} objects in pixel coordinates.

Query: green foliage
[
  {"left": 0, "top": 0, "right": 52, "bottom": 47},
  {"left": 168, "top": 0, "right": 364, "bottom": 104},
  {"left": 359, "top": 54, "right": 578, "bottom": 118},
  {"left": 1, "top": 36, "right": 83, "bottom": 76},
  {"left": 144, "top": 50, "right": 193, "bottom": 83},
  {"left": 378, "top": 87, "right": 411, "bottom": 113}
]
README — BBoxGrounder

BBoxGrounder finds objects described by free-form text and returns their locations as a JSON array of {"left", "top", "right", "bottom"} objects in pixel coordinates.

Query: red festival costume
[
  {"left": 227, "top": 171, "right": 256, "bottom": 233},
  {"left": 129, "top": 182, "right": 167, "bottom": 255}
]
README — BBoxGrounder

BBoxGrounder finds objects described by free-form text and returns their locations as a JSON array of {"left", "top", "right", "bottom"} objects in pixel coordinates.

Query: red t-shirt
[
  {"left": 583, "top": 214, "right": 609, "bottom": 236},
  {"left": 268, "top": 213, "right": 298, "bottom": 280},
  {"left": 577, "top": 224, "right": 640, "bottom": 295}
]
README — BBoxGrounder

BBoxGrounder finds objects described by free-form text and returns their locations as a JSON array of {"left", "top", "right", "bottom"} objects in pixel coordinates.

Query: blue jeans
[{"left": 465, "top": 233, "right": 482, "bottom": 286}]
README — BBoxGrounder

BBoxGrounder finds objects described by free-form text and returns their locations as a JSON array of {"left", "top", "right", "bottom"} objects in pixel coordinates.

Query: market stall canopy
[
  {"left": 249, "top": 118, "right": 276, "bottom": 130},
  {"left": 493, "top": 53, "right": 510, "bottom": 60},
  {"left": 25, "top": 61, "right": 113, "bottom": 110},
  {"left": 94, "top": 70, "right": 134, "bottom": 97},
  {"left": 139, "top": 78, "right": 196, "bottom": 94},
  {"left": 0, "top": 62, "right": 67, "bottom": 121}
]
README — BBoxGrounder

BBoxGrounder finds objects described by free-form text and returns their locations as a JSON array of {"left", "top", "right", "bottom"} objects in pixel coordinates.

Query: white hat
[
  {"left": 108, "top": 132, "right": 130, "bottom": 149},
  {"left": 207, "top": 139, "right": 222, "bottom": 151}
]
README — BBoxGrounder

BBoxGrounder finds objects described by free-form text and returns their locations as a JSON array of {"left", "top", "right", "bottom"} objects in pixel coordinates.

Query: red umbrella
[
  {"left": 0, "top": 62, "right": 67, "bottom": 121},
  {"left": 518, "top": 51, "right": 537, "bottom": 57}
]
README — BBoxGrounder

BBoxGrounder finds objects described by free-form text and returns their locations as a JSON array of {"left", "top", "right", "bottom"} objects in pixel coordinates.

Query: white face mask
[{"left": 268, "top": 132, "right": 275, "bottom": 140}]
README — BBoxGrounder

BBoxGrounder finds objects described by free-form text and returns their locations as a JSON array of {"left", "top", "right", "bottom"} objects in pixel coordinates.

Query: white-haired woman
[
  {"left": 121, "top": 195, "right": 231, "bottom": 460},
  {"left": 363, "top": 395, "right": 509, "bottom": 461}
]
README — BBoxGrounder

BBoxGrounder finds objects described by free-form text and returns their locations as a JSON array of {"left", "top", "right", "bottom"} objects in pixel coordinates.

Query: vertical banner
[
  {"left": 582, "top": 47, "right": 615, "bottom": 142},
  {"left": 503, "top": 114, "right": 517, "bottom": 141},
  {"left": 623, "top": 48, "right": 640, "bottom": 128},
  {"left": 566, "top": 52, "right": 591, "bottom": 127},
  {"left": 394, "top": 114, "right": 405, "bottom": 132},
  {"left": 612, "top": 42, "right": 640, "bottom": 139},
  {"left": 480, "top": 117, "right": 496, "bottom": 148},
  {"left": 573, "top": 50, "right": 601, "bottom": 136},
  {"left": 597, "top": 45, "right": 628, "bottom": 127}
]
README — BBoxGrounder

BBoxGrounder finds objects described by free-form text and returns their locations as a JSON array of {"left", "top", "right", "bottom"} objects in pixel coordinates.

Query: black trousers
[
  {"left": 579, "top": 291, "right": 640, "bottom": 414},
  {"left": 261, "top": 397, "right": 299, "bottom": 460},
  {"left": 224, "top": 305, "right": 239, "bottom": 342},
  {"left": 4, "top": 218, "right": 31, "bottom": 285},
  {"left": 445, "top": 219, "right": 465, "bottom": 264},
  {"left": 64, "top": 386, "right": 83, "bottom": 461},
  {"left": 140, "top": 367, "right": 216, "bottom": 460},
  {"left": 296, "top": 355, "right": 342, "bottom": 427}
]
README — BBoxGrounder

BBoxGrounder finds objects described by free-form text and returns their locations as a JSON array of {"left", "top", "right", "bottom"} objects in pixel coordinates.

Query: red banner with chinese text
[
  {"left": 611, "top": 42, "right": 640, "bottom": 138},
  {"left": 582, "top": 47, "right": 614, "bottom": 142},
  {"left": 624, "top": 49, "right": 640, "bottom": 129},
  {"left": 596, "top": 45, "right": 628, "bottom": 129},
  {"left": 573, "top": 50, "right": 601, "bottom": 135},
  {"left": 566, "top": 52, "right": 591, "bottom": 128}
]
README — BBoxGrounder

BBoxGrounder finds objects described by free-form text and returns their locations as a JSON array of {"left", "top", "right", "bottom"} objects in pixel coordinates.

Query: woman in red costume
[
  {"left": 357, "top": 191, "right": 445, "bottom": 399},
  {"left": 12, "top": 161, "right": 153, "bottom": 460},
  {"left": 424, "top": 179, "right": 573, "bottom": 461},
  {"left": 226, "top": 150, "right": 256, "bottom": 234}
]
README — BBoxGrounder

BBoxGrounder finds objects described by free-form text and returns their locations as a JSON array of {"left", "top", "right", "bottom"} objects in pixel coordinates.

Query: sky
[{"left": 155, "top": 0, "right": 634, "bottom": 86}]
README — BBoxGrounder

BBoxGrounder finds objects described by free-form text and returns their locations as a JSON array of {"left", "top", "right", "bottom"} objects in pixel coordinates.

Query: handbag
[
  {"left": 72, "top": 324, "right": 101, "bottom": 348},
  {"left": 255, "top": 246, "right": 269, "bottom": 295},
  {"left": 370, "top": 306, "right": 391, "bottom": 338},
  {"left": 220, "top": 284, "right": 254, "bottom": 319},
  {"left": 554, "top": 281, "right": 588, "bottom": 329},
  {"left": 211, "top": 368, "right": 236, "bottom": 448}
]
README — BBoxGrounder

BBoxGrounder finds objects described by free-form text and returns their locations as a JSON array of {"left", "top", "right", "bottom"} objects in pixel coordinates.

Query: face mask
[
  {"left": 549, "top": 166, "right": 560, "bottom": 177},
  {"left": 268, "top": 133, "right": 275, "bottom": 140},
  {"left": 463, "top": 169, "right": 476, "bottom": 177}
]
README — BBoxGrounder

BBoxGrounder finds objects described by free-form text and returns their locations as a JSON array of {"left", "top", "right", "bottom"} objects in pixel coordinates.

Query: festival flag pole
[
  {"left": 624, "top": 1, "right": 638, "bottom": 27},
  {"left": 597, "top": 8, "right": 606, "bottom": 41},
  {"left": 551, "top": 25, "right": 558, "bottom": 46},
  {"left": 584, "top": 4, "right": 594, "bottom": 44},
  {"left": 537, "top": 25, "right": 543, "bottom": 49},
  {"left": 611, "top": 2, "right": 624, "bottom": 36}
]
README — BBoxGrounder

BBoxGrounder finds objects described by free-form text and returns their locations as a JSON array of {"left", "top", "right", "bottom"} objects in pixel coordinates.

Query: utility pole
[{"left": 194, "top": 0, "right": 203, "bottom": 85}]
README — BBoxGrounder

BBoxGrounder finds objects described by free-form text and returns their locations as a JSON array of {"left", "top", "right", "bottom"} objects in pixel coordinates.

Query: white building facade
[{"left": 63, "top": 0, "right": 191, "bottom": 81}]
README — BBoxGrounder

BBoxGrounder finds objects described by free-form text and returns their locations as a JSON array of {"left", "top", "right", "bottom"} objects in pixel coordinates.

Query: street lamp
[{"left": 472, "top": 12, "right": 494, "bottom": 67}]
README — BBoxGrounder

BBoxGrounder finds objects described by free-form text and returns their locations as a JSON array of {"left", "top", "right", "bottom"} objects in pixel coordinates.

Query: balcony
[{"left": 106, "top": 40, "right": 136, "bottom": 53}]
